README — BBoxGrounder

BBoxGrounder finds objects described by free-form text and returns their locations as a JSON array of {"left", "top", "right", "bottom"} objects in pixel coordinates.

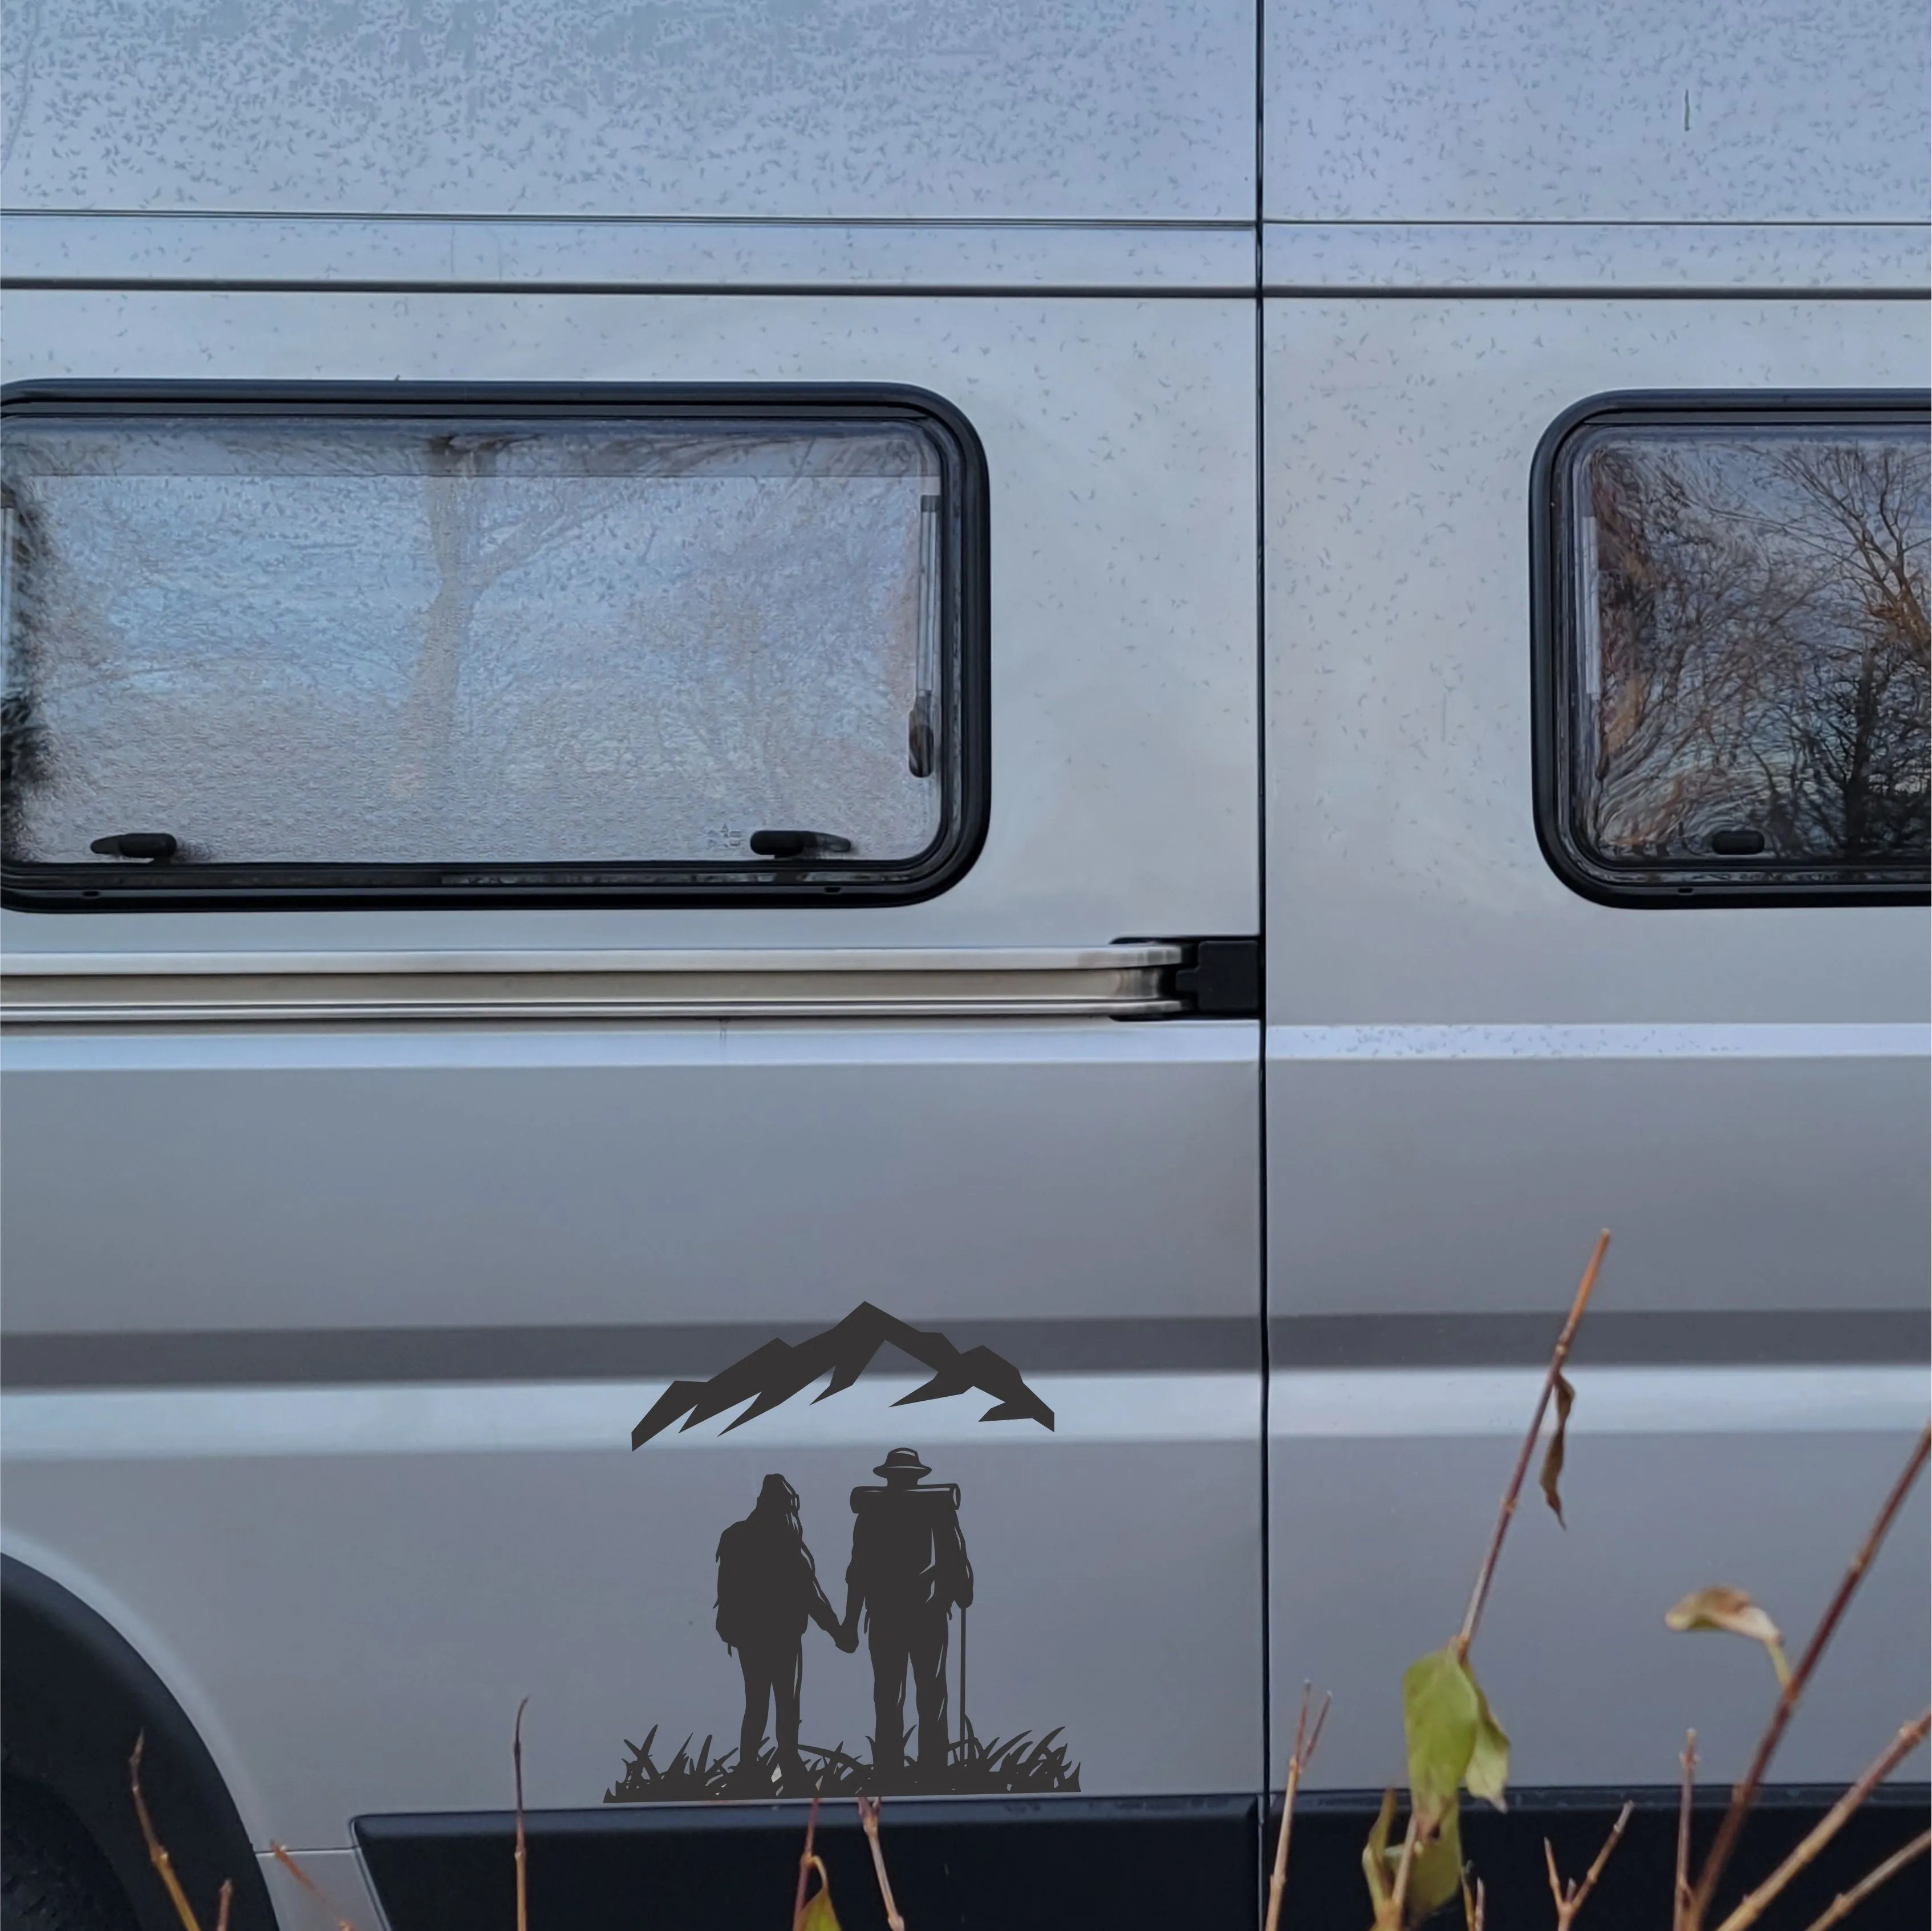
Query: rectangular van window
[
  {"left": 1, "top": 385, "right": 987, "bottom": 909},
  {"left": 1535, "top": 395, "right": 1929, "bottom": 906}
]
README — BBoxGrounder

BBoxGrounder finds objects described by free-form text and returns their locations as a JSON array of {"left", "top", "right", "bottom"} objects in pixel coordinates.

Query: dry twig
[
  {"left": 1543, "top": 1800, "right": 1632, "bottom": 1928},
  {"left": 1264, "top": 1681, "right": 1331, "bottom": 1931},
  {"left": 129, "top": 1733, "right": 208, "bottom": 1931},
  {"left": 1454, "top": 1231, "right": 1610, "bottom": 1662},
  {"left": 1383, "top": 1811, "right": 1424, "bottom": 1926},
  {"left": 1462, "top": 1872, "right": 1485, "bottom": 1930},
  {"left": 792, "top": 1794, "right": 822, "bottom": 1931},
  {"left": 1710, "top": 1708, "right": 1930, "bottom": 1931},
  {"left": 857, "top": 1795, "right": 906, "bottom": 1931},
  {"left": 270, "top": 1844, "right": 358, "bottom": 1930},
  {"left": 1686, "top": 1424, "right": 1930, "bottom": 1928},
  {"left": 1673, "top": 1731, "right": 1698, "bottom": 1931},
  {"left": 512, "top": 1697, "right": 530, "bottom": 1931},
  {"left": 1800, "top": 1825, "right": 1931, "bottom": 1931},
  {"left": 1373, "top": 1237, "right": 1613, "bottom": 1930}
]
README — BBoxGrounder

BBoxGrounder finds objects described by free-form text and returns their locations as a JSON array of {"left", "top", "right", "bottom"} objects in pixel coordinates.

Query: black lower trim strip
[
  {"left": 1276, "top": 1786, "right": 1930, "bottom": 1926},
  {"left": 355, "top": 1786, "right": 1931, "bottom": 1930},
  {"left": 355, "top": 1795, "right": 1260, "bottom": 1931}
]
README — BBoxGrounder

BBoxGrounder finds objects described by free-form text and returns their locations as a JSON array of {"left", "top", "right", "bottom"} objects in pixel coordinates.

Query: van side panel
[
  {"left": 1, "top": 281, "right": 1264, "bottom": 1853},
  {"left": 1263, "top": 295, "right": 1931, "bottom": 1787},
  {"left": 1265, "top": 0, "right": 1929, "bottom": 222},
  {"left": 1, "top": 1, "right": 1255, "bottom": 221}
]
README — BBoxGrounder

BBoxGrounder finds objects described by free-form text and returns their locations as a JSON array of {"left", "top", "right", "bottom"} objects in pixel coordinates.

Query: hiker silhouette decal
[
  {"left": 844, "top": 1447, "right": 973, "bottom": 1779},
  {"left": 607, "top": 1304, "right": 1079, "bottom": 1800},
  {"left": 713, "top": 1472, "right": 855, "bottom": 1792}
]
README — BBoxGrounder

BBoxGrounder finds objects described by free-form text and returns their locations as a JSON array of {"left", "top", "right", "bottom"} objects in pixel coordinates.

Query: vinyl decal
[
  {"left": 608, "top": 1304, "right": 1079, "bottom": 1802},
  {"left": 629, "top": 1301, "right": 1056, "bottom": 1445}
]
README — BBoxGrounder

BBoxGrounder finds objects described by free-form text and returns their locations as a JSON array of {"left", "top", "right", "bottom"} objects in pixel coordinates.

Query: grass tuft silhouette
[{"left": 603, "top": 1722, "right": 1079, "bottom": 1802}]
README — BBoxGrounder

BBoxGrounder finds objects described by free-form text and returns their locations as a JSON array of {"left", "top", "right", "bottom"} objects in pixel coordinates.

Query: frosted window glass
[{"left": 2, "top": 413, "right": 956, "bottom": 873}]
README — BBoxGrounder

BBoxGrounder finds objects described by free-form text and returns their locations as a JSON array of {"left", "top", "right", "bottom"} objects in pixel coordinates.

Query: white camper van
[{"left": 2, "top": 4, "right": 1926, "bottom": 1927}]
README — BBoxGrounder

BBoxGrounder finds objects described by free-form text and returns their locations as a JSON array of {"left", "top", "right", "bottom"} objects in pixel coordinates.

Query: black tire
[{"left": 1, "top": 1781, "right": 138, "bottom": 1931}]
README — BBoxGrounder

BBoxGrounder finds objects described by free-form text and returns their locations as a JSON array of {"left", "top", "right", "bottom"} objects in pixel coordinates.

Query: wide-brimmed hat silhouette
[{"left": 874, "top": 1447, "right": 931, "bottom": 1481}]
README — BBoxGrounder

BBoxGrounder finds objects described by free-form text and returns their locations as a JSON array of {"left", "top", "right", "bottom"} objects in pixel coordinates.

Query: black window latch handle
[
  {"left": 89, "top": 832, "right": 178, "bottom": 863},
  {"left": 748, "top": 829, "right": 853, "bottom": 858}
]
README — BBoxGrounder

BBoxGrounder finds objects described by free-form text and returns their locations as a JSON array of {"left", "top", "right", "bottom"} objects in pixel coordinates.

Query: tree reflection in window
[{"left": 1576, "top": 426, "right": 1929, "bottom": 871}]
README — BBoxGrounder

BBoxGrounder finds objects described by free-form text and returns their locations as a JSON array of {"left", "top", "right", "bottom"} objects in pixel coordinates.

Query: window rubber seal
[
  {"left": 0, "top": 380, "right": 991, "bottom": 913},
  {"left": 1528, "top": 387, "right": 1931, "bottom": 910}
]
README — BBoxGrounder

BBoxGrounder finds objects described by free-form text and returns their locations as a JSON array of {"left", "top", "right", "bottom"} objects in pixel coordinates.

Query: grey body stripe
[
  {"left": 8, "top": 1309, "right": 1923, "bottom": 1390},
  {"left": 0, "top": 1318, "right": 1263, "bottom": 1390},
  {"left": 1271, "top": 1309, "right": 1931, "bottom": 1369}
]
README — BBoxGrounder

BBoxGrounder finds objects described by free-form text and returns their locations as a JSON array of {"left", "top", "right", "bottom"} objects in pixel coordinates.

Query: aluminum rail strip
[{"left": 0, "top": 945, "right": 1184, "bottom": 1026}]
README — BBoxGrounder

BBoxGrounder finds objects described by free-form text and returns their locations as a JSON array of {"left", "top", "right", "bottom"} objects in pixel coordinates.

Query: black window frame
[
  {"left": 1531, "top": 388, "right": 1932, "bottom": 910},
  {"left": 0, "top": 380, "right": 990, "bottom": 913}
]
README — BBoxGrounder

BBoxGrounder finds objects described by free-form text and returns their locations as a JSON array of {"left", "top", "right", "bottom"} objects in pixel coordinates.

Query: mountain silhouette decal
[{"left": 631, "top": 1302, "right": 1054, "bottom": 1448}]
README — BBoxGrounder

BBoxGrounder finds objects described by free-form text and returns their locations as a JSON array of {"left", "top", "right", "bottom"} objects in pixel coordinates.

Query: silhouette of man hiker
[
  {"left": 840, "top": 1448, "right": 973, "bottom": 1783},
  {"left": 715, "top": 1473, "right": 854, "bottom": 1792}
]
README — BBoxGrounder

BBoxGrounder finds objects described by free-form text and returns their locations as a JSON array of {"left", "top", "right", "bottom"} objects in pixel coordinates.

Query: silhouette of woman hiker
[
  {"left": 715, "top": 1474, "right": 854, "bottom": 1792},
  {"left": 840, "top": 1448, "right": 973, "bottom": 1784}
]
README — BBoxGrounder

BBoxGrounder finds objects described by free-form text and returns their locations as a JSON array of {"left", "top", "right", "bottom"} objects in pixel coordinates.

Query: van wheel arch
[{"left": 1, "top": 1556, "right": 275, "bottom": 1931}]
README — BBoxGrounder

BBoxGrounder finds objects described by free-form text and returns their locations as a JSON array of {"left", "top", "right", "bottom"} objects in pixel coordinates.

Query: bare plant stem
[
  {"left": 792, "top": 1794, "right": 822, "bottom": 1931},
  {"left": 1464, "top": 1874, "right": 1485, "bottom": 1930},
  {"left": 1454, "top": 1231, "right": 1610, "bottom": 1661},
  {"left": 1800, "top": 1826, "right": 1931, "bottom": 1931},
  {"left": 1264, "top": 1682, "right": 1331, "bottom": 1931},
  {"left": 1385, "top": 1811, "right": 1422, "bottom": 1927},
  {"left": 1674, "top": 1731, "right": 1698, "bottom": 1931},
  {"left": 213, "top": 1882, "right": 232, "bottom": 1931},
  {"left": 1544, "top": 1800, "right": 1633, "bottom": 1928},
  {"left": 1708, "top": 1709, "right": 1930, "bottom": 1931},
  {"left": 270, "top": 1843, "right": 358, "bottom": 1930},
  {"left": 1687, "top": 1424, "right": 1930, "bottom": 1928},
  {"left": 858, "top": 1795, "right": 906, "bottom": 1931},
  {"left": 129, "top": 1733, "right": 207, "bottom": 1931},
  {"left": 512, "top": 1698, "right": 530, "bottom": 1931}
]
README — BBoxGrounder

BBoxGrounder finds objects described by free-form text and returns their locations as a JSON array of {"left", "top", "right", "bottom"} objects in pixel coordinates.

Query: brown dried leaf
[
  {"left": 1665, "top": 1584, "right": 1783, "bottom": 1649},
  {"left": 1539, "top": 1371, "right": 1576, "bottom": 1527}
]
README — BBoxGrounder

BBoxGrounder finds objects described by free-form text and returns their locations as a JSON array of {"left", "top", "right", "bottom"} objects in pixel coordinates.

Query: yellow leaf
[
  {"left": 1539, "top": 1371, "right": 1576, "bottom": 1527},
  {"left": 798, "top": 1895, "right": 841, "bottom": 1931},
  {"left": 1405, "top": 1796, "right": 1464, "bottom": 1928},
  {"left": 797, "top": 1857, "right": 842, "bottom": 1931},
  {"left": 1462, "top": 1675, "right": 1511, "bottom": 1812},
  {"left": 1362, "top": 1787, "right": 1398, "bottom": 1917},
  {"left": 1403, "top": 1648, "right": 1479, "bottom": 1829}
]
